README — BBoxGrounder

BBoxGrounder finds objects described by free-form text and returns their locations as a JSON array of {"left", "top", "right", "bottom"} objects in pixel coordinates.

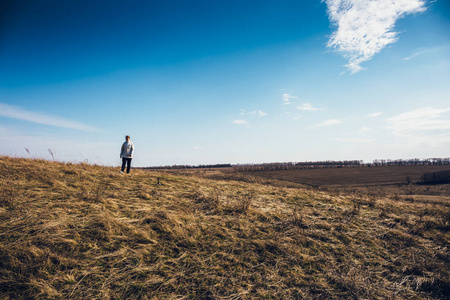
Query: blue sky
[{"left": 1, "top": 0, "right": 449, "bottom": 166}]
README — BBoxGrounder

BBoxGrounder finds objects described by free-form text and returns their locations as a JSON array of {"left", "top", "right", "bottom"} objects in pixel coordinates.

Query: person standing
[{"left": 120, "top": 135, "right": 134, "bottom": 174}]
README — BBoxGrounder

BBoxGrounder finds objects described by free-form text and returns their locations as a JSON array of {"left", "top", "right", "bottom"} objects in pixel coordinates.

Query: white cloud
[
  {"left": 282, "top": 93, "right": 297, "bottom": 105},
  {"left": 257, "top": 110, "right": 267, "bottom": 117},
  {"left": 232, "top": 119, "right": 248, "bottom": 125},
  {"left": 193, "top": 146, "right": 203, "bottom": 150},
  {"left": 0, "top": 102, "right": 99, "bottom": 132},
  {"left": 315, "top": 119, "right": 342, "bottom": 127},
  {"left": 324, "top": 0, "right": 427, "bottom": 73},
  {"left": 241, "top": 109, "right": 267, "bottom": 117},
  {"left": 367, "top": 112, "right": 383, "bottom": 117},
  {"left": 386, "top": 107, "right": 450, "bottom": 136},
  {"left": 297, "top": 103, "right": 323, "bottom": 111},
  {"left": 241, "top": 110, "right": 268, "bottom": 117}
]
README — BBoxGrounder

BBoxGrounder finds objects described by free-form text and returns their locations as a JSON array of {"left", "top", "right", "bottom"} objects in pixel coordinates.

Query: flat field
[
  {"left": 214, "top": 166, "right": 450, "bottom": 207},
  {"left": 238, "top": 165, "right": 450, "bottom": 187}
]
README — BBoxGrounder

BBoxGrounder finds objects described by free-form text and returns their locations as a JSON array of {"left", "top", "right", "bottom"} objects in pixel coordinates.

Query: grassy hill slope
[{"left": 0, "top": 156, "right": 449, "bottom": 299}]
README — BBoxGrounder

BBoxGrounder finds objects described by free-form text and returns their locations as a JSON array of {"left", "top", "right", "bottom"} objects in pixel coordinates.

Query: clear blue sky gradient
[{"left": 1, "top": 0, "right": 449, "bottom": 166}]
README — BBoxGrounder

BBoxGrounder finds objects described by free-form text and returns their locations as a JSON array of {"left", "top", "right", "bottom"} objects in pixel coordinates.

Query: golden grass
[{"left": 0, "top": 156, "right": 449, "bottom": 299}]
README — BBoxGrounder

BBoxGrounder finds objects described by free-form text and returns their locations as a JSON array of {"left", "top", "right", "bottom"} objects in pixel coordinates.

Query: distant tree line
[
  {"left": 371, "top": 158, "right": 450, "bottom": 166},
  {"left": 233, "top": 160, "right": 363, "bottom": 172},
  {"left": 233, "top": 158, "right": 450, "bottom": 172},
  {"left": 142, "top": 158, "right": 450, "bottom": 171},
  {"left": 142, "top": 164, "right": 233, "bottom": 170}
]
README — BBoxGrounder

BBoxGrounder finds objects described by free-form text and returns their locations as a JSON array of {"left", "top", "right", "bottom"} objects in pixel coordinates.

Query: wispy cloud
[
  {"left": 403, "top": 46, "right": 446, "bottom": 61},
  {"left": 315, "top": 119, "right": 342, "bottom": 127},
  {"left": 324, "top": 0, "right": 427, "bottom": 73},
  {"left": 386, "top": 107, "right": 450, "bottom": 137},
  {"left": 240, "top": 110, "right": 268, "bottom": 117},
  {"left": 232, "top": 119, "right": 248, "bottom": 125},
  {"left": 249, "top": 110, "right": 268, "bottom": 117},
  {"left": 297, "top": 103, "right": 323, "bottom": 111},
  {"left": 403, "top": 50, "right": 426, "bottom": 61},
  {"left": 367, "top": 112, "right": 383, "bottom": 117},
  {"left": 282, "top": 93, "right": 297, "bottom": 105},
  {"left": 0, "top": 102, "right": 99, "bottom": 132},
  {"left": 257, "top": 110, "right": 267, "bottom": 117}
]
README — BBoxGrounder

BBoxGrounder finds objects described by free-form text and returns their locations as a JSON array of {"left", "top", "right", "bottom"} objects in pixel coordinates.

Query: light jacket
[{"left": 120, "top": 141, "right": 134, "bottom": 158}]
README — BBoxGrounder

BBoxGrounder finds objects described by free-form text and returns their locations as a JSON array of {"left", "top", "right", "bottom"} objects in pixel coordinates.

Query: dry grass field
[{"left": 1, "top": 156, "right": 449, "bottom": 299}]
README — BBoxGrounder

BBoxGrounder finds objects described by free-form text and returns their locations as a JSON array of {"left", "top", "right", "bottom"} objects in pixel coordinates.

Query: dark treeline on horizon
[
  {"left": 142, "top": 158, "right": 450, "bottom": 171},
  {"left": 234, "top": 158, "right": 450, "bottom": 172}
]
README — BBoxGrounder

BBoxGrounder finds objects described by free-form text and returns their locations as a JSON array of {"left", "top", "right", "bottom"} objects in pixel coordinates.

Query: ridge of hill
[{"left": 0, "top": 156, "right": 449, "bottom": 299}]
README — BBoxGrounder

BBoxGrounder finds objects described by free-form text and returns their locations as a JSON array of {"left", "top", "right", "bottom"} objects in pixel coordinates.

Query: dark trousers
[{"left": 121, "top": 158, "right": 132, "bottom": 174}]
